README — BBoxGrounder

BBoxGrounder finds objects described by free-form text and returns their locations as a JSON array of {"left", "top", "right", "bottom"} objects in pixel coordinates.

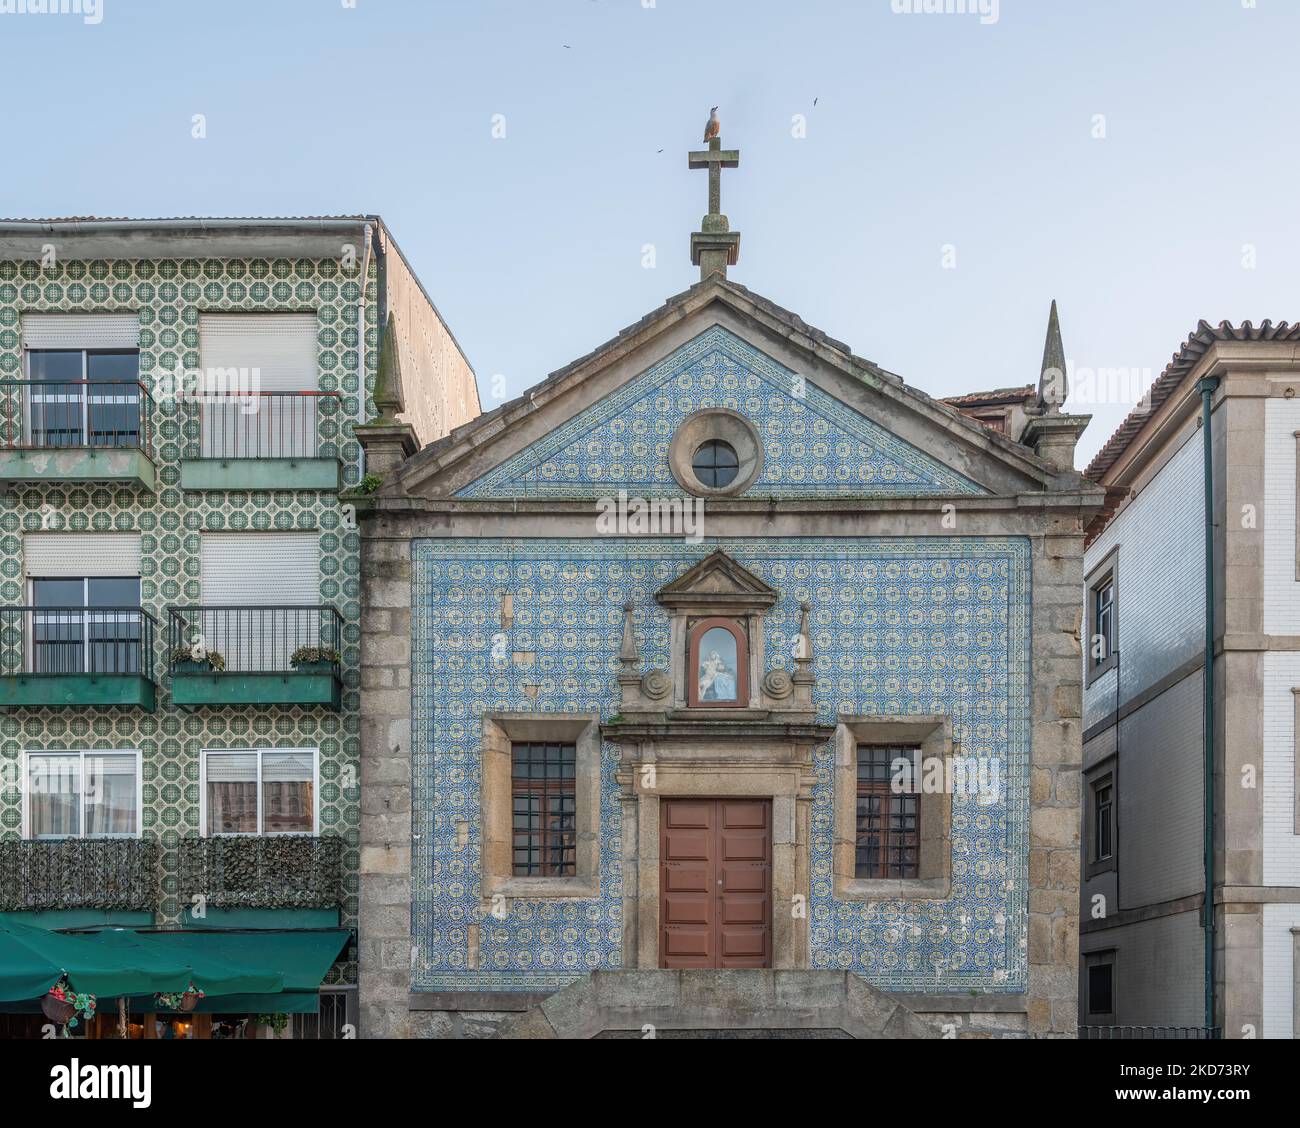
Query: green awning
[
  {"left": 0, "top": 915, "right": 347, "bottom": 1007},
  {"left": 0, "top": 915, "right": 194, "bottom": 1001}
]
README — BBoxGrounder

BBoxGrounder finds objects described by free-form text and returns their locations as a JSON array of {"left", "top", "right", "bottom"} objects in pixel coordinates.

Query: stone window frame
[
  {"left": 833, "top": 715, "right": 952, "bottom": 902},
  {"left": 667, "top": 408, "right": 764, "bottom": 497},
  {"left": 1084, "top": 757, "right": 1118, "bottom": 879},
  {"left": 1083, "top": 948, "right": 1117, "bottom": 1024},
  {"left": 480, "top": 713, "right": 601, "bottom": 901},
  {"left": 1085, "top": 549, "right": 1119, "bottom": 687}
]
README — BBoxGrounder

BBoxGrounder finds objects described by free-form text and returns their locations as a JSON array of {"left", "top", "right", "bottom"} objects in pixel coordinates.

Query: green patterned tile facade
[{"left": 0, "top": 257, "right": 375, "bottom": 985}]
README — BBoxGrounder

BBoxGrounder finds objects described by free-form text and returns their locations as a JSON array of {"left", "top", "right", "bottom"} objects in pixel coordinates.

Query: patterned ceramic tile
[
  {"left": 0, "top": 257, "right": 372, "bottom": 984},
  {"left": 457, "top": 327, "right": 986, "bottom": 499},
  {"left": 411, "top": 537, "right": 1030, "bottom": 994}
]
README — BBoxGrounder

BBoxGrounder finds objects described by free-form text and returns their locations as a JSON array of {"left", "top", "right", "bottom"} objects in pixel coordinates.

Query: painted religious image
[{"left": 697, "top": 626, "right": 739, "bottom": 702}]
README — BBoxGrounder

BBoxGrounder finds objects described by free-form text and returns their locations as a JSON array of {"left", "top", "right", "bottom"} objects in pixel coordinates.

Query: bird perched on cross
[{"left": 703, "top": 107, "right": 720, "bottom": 142}]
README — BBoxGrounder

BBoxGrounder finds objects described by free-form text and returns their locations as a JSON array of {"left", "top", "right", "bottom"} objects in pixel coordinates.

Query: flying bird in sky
[{"left": 703, "top": 107, "right": 720, "bottom": 142}]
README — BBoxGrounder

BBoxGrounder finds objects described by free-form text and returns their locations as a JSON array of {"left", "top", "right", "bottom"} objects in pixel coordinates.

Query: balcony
[
  {"left": 179, "top": 390, "right": 343, "bottom": 491},
  {"left": 167, "top": 605, "right": 343, "bottom": 709},
  {"left": 177, "top": 835, "right": 343, "bottom": 910},
  {"left": 0, "top": 379, "right": 156, "bottom": 489},
  {"left": 0, "top": 606, "right": 158, "bottom": 710},
  {"left": 0, "top": 838, "right": 159, "bottom": 913}
]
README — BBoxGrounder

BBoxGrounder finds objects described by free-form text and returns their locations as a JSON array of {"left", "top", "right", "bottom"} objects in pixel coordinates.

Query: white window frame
[
  {"left": 23, "top": 347, "right": 142, "bottom": 447},
  {"left": 21, "top": 749, "right": 143, "bottom": 841},
  {"left": 199, "top": 747, "right": 320, "bottom": 838},
  {"left": 26, "top": 576, "right": 142, "bottom": 675}
]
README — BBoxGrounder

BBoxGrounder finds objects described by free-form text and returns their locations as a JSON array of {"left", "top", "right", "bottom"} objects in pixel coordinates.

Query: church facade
[{"left": 355, "top": 139, "right": 1102, "bottom": 1038}]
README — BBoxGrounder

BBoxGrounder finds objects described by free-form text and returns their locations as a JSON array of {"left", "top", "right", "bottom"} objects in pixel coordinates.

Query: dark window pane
[
  {"left": 86, "top": 351, "right": 139, "bottom": 383},
  {"left": 1087, "top": 964, "right": 1114, "bottom": 1016},
  {"left": 692, "top": 440, "right": 740, "bottom": 488},
  {"left": 87, "top": 578, "right": 140, "bottom": 608},
  {"left": 33, "top": 579, "right": 85, "bottom": 607},
  {"left": 855, "top": 745, "right": 922, "bottom": 880},
  {"left": 27, "top": 351, "right": 82, "bottom": 382},
  {"left": 510, "top": 741, "right": 577, "bottom": 877}
]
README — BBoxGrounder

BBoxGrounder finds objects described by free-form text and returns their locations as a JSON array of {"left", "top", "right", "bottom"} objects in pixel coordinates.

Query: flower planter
[
  {"left": 177, "top": 992, "right": 199, "bottom": 1013},
  {"left": 174, "top": 660, "right": 212, "bottom": 675},
  {"left": 291, "top": 661, "right": 335, "bottom": 674},
  {"left": 41, "top": 992, "right": 76, "bottom": 1025}
]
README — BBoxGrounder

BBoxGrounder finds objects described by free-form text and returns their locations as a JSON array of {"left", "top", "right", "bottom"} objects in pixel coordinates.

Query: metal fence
[
  {"left": 1079, "top": 1025, "right": 1222, "bottom": 1040},
  {"left": 0, "top": 606, "right": 157, "bottom": 677},
  {"left": 182, "top": 390, "right": 340, "bottom": 460},
  {"left": 0, "top": 379, "right": 154, "bottom": 457},
  {"left": 166, "top": 605, "right": 342, "bottom": 675}
]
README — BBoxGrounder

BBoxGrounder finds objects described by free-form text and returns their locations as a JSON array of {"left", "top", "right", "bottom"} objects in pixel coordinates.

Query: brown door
[{"left": 659, "top": 798, "right": 772, "bottom": 969}]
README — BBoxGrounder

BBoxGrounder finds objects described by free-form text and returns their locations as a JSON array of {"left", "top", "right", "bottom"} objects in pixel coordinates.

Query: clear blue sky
[{"left": 3, "top": 0, "right": 1297, "bottom": 466}]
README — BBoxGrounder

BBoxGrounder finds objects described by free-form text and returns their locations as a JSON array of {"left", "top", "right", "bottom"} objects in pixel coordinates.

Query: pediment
[
  {"left": 385, "top": 277, "right": 1059, "bottom": 502},
  {"left": 655, "top": 549, "right": 778, "bottom": 612}
]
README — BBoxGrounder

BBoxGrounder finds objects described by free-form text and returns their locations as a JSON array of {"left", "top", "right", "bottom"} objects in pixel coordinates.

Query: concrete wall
[
  {"left": 378, "top": 227, "right": 478, "bottom": 448},
  {"left": 1080, "top": 909, "right": 1204, "bottom": 1027}
]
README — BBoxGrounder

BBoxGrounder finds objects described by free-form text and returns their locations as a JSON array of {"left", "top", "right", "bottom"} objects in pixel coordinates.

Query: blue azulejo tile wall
[{"left": 411, "top": 536, "right": 1030, "bottom": 994}]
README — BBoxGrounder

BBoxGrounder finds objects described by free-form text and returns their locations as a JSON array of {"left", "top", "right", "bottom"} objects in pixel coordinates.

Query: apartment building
[
  {"left": 0, "top": 217, "right": 477, "bottom": 1038},
  {"left": 1080, "top": 318, "right": 1300, "bottom": 1039}
]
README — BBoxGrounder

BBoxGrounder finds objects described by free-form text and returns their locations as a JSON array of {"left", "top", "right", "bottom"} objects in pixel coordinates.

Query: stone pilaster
[
  {"left": 1028, "top": 529, "right": 1086, "bottom": 1037},
  {"left": 358, "top": 527, "right": 415, "bottom": 1038}
]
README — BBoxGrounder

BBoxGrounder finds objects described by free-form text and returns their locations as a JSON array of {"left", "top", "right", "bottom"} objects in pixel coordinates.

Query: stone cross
[
  {"left": 689, "top": 137, "right": 740, "bottom": 217},
  {"left": 688, "top": 136, "right": 742, "bottom": 280}
]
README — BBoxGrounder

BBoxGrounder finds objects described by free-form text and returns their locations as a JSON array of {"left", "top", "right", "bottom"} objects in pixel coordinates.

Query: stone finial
[
  {"left": 373, "top": 312, "right": 404, "bottom": 422},
  {"left": 619, "top": 601, "right": 639, "bottom": 669},
  {"left": 1035, "top": 300, "right": 1068, "bottom": 415},
  {"left": 791, "top": 601, "right": 815, "bottom": 707}
]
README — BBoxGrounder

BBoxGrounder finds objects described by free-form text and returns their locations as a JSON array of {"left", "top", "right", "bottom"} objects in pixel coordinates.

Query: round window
[{"left": 691, "top": 440, "right": 739, "bottom": 488}]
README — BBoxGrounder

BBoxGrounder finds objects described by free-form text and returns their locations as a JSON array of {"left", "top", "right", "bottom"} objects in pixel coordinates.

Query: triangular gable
[
  {"left": 456, "top": 326, "right": 986, "bottom": 498},
  {"left": 655, "top": 549, "right": 779, "bottom": 611}
]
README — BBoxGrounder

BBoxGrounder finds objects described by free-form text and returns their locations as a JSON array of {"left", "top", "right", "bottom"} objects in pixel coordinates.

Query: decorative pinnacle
[
  {"left": 373, "top": 312, "right": 404, "bottom": 422},
  {"left": 1037, "top": 300, "right": 1068, "bottom": 414}
]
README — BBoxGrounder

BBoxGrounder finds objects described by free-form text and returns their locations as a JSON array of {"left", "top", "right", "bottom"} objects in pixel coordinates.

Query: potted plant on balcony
[
  {"left": 171, "top": 645, "right": 226, "bottom": 674},
  {"left": 155, "top": 982, "right": 205, "bottom": 1013},
  {"left": 42, "top": 976, "right": 96, "bottom": 1029},
  {"left": 289, "top": 646, "right": 339, "bottom": 674}
]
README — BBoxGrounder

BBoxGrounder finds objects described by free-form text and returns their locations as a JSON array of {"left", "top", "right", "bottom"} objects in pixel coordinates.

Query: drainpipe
[{"left": 1197, "top": 374, "right": 1219, "bottom": 1033}]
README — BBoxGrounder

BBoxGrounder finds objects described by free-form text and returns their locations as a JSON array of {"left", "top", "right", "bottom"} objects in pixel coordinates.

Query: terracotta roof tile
[{"left": 1084, "top": 319, "right": 1300, "bottom": 482}]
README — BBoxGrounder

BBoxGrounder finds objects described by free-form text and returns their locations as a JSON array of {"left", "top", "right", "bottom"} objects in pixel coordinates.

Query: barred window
[
  {"left": 855, "top": 745, "right": 921, "bottom": 879},
  {"left": 511, "top": 742, "right": 577, "bottom": 877}
]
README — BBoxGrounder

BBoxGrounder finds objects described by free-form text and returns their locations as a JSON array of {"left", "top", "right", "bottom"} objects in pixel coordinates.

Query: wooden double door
[{"left": 659, "top": 798, "right": 772, "bottom": 968}]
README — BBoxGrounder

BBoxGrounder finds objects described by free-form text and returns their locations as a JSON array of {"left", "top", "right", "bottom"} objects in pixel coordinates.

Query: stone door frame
[{"left": 615, "top": 750, "right": 817, "bottom": 971}]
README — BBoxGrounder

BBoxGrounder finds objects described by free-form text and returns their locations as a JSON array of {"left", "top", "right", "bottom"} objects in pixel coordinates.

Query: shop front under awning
[{"left": 0, "top": 914, "right": 349, "bottom": 1013}]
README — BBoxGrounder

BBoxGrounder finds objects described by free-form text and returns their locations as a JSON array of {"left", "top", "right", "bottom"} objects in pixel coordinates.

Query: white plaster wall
[
  {"left": 1261, "top": 903, "right": 1299, "bottom": 1038},
  {"left": 1263, "top": 398, "right": 1300, "bottom": 634},
  {"left": 1083, "top": 432, "right": 1205, "bottom": 730}
]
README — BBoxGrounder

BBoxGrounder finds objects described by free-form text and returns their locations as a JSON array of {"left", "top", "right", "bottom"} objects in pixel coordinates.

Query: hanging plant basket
[
  {"left": 42, "top": 978, "right": 96, "bottom": 1028},
  {"left": 155, "top": 982, "right": 205, "bottom": 1012},
  {"left": 41, "top": 992, "right": 76, "bottom": 1025}
]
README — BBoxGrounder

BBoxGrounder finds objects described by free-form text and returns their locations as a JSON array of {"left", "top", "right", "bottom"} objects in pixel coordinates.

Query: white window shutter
[
  {"left": 198, "top": 314, "right": 319, "bottom": 458},
  {"left": 198, "top": 314, "right": 318, "bottom": 392},
  {"left": 22, "top": 314, "right": 140, "bottom": 350},
  {"left": 24, "top": 534, "right": 142, "bottom": 577},
  {"left": 199, "top": 533, "right": 321, "bottom": 670}
]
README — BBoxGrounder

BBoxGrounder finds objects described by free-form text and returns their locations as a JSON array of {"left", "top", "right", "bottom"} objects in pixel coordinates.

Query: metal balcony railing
[
  {"left": 182, "top": 390, "right": 341, "bottom": 460},
  {"left": 1078, "top": 1025, "right": 1222, "bottom": 1040},
  {"left": 0, "top": 379, "right": 154, "bottom": 457},
  {"left": 167, "top": 605, "right": 343, "bottom": 675},
  {"left": 177, "top": 834, "right": 343, "bottom": 909},
  {"left": 0, "top": 838, "right": 160, "bottom": 912},
  {"left": 0, "top": 606, "right": 158, "bottom": 677}
]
